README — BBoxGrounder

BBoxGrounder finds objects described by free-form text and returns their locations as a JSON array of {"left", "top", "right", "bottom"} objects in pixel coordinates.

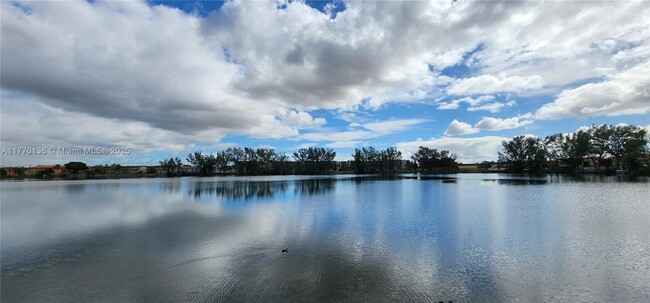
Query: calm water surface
[{"left": 1, "top": 174, "right": 649, "bottom": 302}]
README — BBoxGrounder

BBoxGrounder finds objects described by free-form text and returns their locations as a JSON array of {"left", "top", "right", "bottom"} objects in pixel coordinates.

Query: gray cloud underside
[{"left": 1, "top": 0, "right": 649, "bottom": 151}]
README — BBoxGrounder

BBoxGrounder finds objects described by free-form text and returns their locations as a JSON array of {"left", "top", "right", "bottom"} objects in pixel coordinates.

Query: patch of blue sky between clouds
[
  {"left": 11, "top": 1, "right": 32, "bottom": 14},
  {"left": 306, "top": 0, "right": 346, "bottom": 19},
  {"left": 149, "top": 0, "right": 345, "bottom": 18},
  {"left": 439, "top": 44, "right": 485, "bottom": 78},
  {"left": 3, "top": 0, "right": 648, "bottom": 166},
  {"left": 148, "top": 0, "right": 225, "bottom": 16}
]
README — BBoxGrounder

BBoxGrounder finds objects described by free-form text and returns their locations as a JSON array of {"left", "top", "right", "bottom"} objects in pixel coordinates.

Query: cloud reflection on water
[{"left": 1, "top": 175, "right": 649, "bottom": 302}]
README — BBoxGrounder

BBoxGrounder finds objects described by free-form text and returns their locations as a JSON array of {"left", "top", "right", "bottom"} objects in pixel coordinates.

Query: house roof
[{"left": 30, "top": 165, "right": 56, "bottom": 169}]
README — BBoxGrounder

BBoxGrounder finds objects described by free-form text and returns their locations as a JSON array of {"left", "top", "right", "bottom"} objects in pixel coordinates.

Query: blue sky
[{"left": 1, "top": 0, "right": 649, "bottom": 166}]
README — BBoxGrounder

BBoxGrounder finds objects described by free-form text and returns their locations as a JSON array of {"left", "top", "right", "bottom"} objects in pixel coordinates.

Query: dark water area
[{"left": 1, "top": 174, "right": 649, "bottom": 302}]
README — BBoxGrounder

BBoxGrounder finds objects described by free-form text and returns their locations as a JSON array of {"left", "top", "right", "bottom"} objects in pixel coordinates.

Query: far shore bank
[{"left": 2, "top": 170, "right": 645, "bottom": 182}]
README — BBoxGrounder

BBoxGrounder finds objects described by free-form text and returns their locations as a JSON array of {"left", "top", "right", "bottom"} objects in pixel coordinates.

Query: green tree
[
  {"left": 410, "top": 146, "right": 457, "bottom": 173},
  {"left": 498, "top": 136, "right": 546, "bottom": 173},
  {"left": 272, "top": 153, "right": 291, "bottom": 175},
  {"left": 362, "top": 147, "right": 381, "bottom": 173},
  {"left": 239, "top": 147, "right": 258, "bottom": 175},
  {"left": 411, "top": 146, "right": 438, "bottom": 173},
  {"left": 352, "top": 147, "right": 380, "bottom": 173},
  {"left": 253, "top": 148, "right": 277, "bottom": 175},
  {"left": 478, "top": 161, "right": 495, "bottom": 171},
  {"left": 545, "top": 133, "right": 566, "bottom": 171},
  {"left": 438, "top": 150, "right": 459, "bottom": 171},
  {"left": 544, "top": 130, "right": 591, "bottom": 173},
  {"left": 14, "top": 167, "right": 26, "bottom": 177},
  {"left": 215, "top": 150, "right": 230, "bottom": 173},
  {"left": 380, "top": 147, "right": 402, "bottom": 173},
  {"left": 352, "top": 149, "right": 365, "bottom": 173},
  {"left": 186, "top": 151, "right": 217, "bottom": 176},
  {"left": 109, "top": 163, "right": 124, "bottom": 174},
  {"left": 225, "top": 147, "right": 245, "bottom": 174},
  {"left": 64, "top": 161, "right": 88, "bottom": 173},
  {"left": 186, "top": 151, "right": 203, "bottom": 167},
  {"left": 89, "top": 166, "right": 104, "bottom": 176},
  {"left": 213, "top": 147, "right": 288, "bottom": 175},
  {"left": 405, "top": 160, "right": 418, "bottom": 171},
  {"left": 607, "top": 125, "right": 648, "bottom": 171},
  {"left": 586, "top": 125, "right": 615, "bottom": 173},
  {"left": 159, "top": 157, "right": 183, "bottom": 177},
  {"left": 293, "top": 147, "right": 336, "bottom": 174},
  {"left": 34, "top": 168, "right": 54, "bottom": 179}
]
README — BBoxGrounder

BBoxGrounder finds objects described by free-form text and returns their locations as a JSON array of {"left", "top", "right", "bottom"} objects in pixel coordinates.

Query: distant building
[
  {"left": 1, "top": 167, "right": 18, "bottom": 177},
  {"left": 179, "top": 165, "right": 199, "bottom": 175},
  {"left": 577, "top": 157, "right": 617, "bottom": 173},
  {"left": 457, "top": 163, "right": 479, "bottom": 172},
  {"left": 24, "top": 165, "right": 64, "bottom": 176},
  {"left": 487, "top": 164, "right": 507, "bottom": 172},
  {"left": 336, "top": 160, "right": 353, "bottom": 171}
]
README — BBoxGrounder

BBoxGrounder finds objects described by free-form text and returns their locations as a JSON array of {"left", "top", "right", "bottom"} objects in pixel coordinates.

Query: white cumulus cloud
[
  {"left": 536, "top": 62, "right": 650, "bottom": 119},
  {"left": 1, "top": 0, "right": 649, "bottom": 162},
  {"left": 396, "top": 136, "right": 508, "bottom": 163},
  {"left": 445, "top": 114, "right": 534, "bottom": 136},
  {"left": 437, "top": 95, "right": 495, "bottom": 110},
  {"left": 281, "top": 111, "right": 326, "bottom": 128},
  {"left": 447, "top": 75, "right": 544, "bottom": 95},
  {"left": 468, "top": 100, "right": 516, "bottom": 113},
  {"left": 300, "top": 118, "right": 427, "bottom": 147},
  {"left": 444, "top": 119, "right": 479, "bottom": 135},
  {"left": 475, "top": 116, "right": 534, "bottom": 131}
]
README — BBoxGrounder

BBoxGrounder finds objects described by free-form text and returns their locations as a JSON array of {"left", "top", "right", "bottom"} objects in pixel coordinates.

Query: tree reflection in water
[
  {"left": 188, "top": 178, "right": 336, "bottom": 201},
  {"left": 159, "top": 180, "right": 181, "bottom": 194},
  {"left": 293, "top": 179, "right": 335, "bottom": 196},
  {"left": 481, "top": 178, "right": 548, "bottom": 185}
]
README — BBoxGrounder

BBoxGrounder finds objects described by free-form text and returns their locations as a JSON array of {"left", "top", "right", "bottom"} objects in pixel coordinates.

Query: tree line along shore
[{"left": 2, "top": 124, "right": 648, "bottom": 180}]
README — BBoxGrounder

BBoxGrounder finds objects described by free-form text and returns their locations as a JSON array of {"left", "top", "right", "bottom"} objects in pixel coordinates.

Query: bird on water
[{"left": 282, "top": 248, "right": 288, "bottom": 253}]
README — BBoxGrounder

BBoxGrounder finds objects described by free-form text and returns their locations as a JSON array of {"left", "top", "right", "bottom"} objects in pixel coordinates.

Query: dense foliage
[
  {"left": 293, "top": 147, "right": 336, "bottom": 174},
  {"left": 159, "top": 157, "right": 183, "bottom": 176},
  {"left": 8, "top": 124, "right": 645, "bottom": 180},
  {"left": 499, "top": 124, "right": 648, "bottom": 174},
  {"left": 64, "top": 161, "right": 88, "bottom": 173},
  {"left": 352, "top": 147, "right": 409, "bottom": 173},
  {"left": 410, "top": 146, "right": 458, "bottom": 173},
  {"left": 187, "top": 148, "right": 294, "bottom": 176}
]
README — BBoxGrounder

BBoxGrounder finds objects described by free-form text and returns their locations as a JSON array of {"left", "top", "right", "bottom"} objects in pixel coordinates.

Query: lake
[{"left": 1, "top": 174, "right": 649, "bottom": 302}]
